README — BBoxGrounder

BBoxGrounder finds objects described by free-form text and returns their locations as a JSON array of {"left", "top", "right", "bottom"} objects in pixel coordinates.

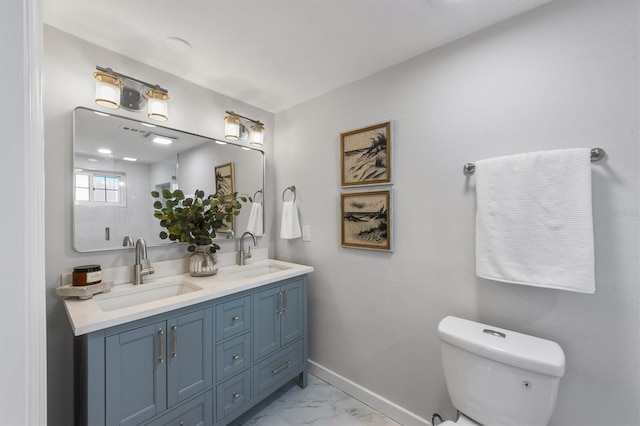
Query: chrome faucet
[
  {"left": 133, "top": 237, "right": 155, "bottom": 285},
  {"left": 238, "top": 231, "right": 257, "bottom": 265}
]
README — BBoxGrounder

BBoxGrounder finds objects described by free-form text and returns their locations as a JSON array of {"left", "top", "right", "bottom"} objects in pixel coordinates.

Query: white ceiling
[{"left": 43, "top": 0, "right": 550, "bottom": 113}]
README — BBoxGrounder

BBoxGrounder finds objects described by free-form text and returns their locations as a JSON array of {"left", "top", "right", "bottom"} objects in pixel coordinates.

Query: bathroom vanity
[{"left": 64, "top": 260, "right": 312, "bottom": 426}]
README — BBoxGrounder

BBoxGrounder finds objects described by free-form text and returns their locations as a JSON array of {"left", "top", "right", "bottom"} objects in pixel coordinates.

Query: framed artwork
[
  {"left": 341, "top": 189, "right": 392, "bottom": 251},
  {"left": 214, "top": 162, "right": 235, "bottom": 231},
  {"left": 340, "top": 121, "right": 391, "bottom": 187},
  {"left": 215, "top": 162, "right": 235, "bottom": 194}
]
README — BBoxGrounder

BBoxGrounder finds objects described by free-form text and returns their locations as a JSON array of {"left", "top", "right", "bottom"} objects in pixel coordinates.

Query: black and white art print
[
  {"left": 341, "top": 189, "right": 392, "bottom": 251},
  {"left": 340, "top": 122, "right": 391, "bottom": 187}
]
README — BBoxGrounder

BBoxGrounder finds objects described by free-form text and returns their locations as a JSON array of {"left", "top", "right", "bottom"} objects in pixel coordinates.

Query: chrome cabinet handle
[
  {"left": 171, "top": 325, "right": 178, "bottom": 358},
  {"left": 158, "top": 329, "right": 164, "bottom": 363},
  {"left": 232, "top": 391, "right": 241, "bottom": 399},
  {"left": 283, "top": 289, "right": 288, "bottom": 313},
  {"left": 232, "top": 354, "right": 240, "bottom": 360},
  {"left": 232, "top": 315, "right": 240, "bottom": 321},
  {"left": 271, "top": 360, "right": 291, "bottom": 375},
  {"left": 276, "top": 291, "right": 282, "bottom": 315}
]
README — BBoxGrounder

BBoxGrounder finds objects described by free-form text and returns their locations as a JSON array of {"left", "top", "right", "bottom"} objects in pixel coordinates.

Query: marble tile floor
[{"left": 229, "top": 374, "right": 401, "bottom": 426}]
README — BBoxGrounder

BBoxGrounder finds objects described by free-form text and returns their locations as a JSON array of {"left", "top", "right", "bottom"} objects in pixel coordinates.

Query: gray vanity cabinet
[
  {"left": 76, "top": 275, "right": 308, "bottom": 426},
  {"left": 103, "top": 307, "right": 213, "bottom": 426}
]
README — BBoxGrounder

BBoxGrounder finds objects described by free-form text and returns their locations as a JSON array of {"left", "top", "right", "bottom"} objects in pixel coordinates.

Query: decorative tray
[{"left": 56, "top": 281, "right": 113, "bottom": 299}]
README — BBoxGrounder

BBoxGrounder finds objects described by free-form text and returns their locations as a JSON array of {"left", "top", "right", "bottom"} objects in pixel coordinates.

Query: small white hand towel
[
  {"left": 280, "top": 200, "right": 301, "bottom": 239},
  {"left": 246, "top": 202, "right": 263, "bottom": 236},
  {"left": 475, "top": 148, "right": 595, "bottom": 293}
]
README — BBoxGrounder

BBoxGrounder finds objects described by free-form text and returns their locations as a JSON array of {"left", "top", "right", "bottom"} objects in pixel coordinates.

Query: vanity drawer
[
  {"left": 254, "top": 340, "right": 303, "bottom": 397},
  {"left": 216, "top": 332, "right": 251, "bottom": 382},
  {"left": 216, "top": 295, "right": 251, "bottom": 341},
  {"left": 215, "top": 369, "right": 252, "bottom": 421},
  {"left": 145, "top": 390, "right": 212, "bottom": 426}
]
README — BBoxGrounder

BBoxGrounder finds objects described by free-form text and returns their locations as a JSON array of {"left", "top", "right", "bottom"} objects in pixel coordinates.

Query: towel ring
[
  {"left": 253, "top": 189, "right": 263, "bottom": 203},
  {"left": 282, "top": 185, "right": 296, "bottom": 202}
]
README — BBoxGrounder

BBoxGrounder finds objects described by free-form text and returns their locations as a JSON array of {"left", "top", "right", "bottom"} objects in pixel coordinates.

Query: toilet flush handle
[{"left": 483, "top": 329, "right": 506, "bottom": 338}]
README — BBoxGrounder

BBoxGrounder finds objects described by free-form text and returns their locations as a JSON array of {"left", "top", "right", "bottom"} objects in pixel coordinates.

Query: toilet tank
[{"left": 438, "top": 316, "right": 566, "bottom": 426}]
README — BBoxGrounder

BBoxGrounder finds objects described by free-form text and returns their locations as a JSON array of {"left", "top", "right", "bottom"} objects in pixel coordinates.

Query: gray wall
[
  {"left": 274, "top": 1, "right": 639, "bottom": 425},
  {"left": 43, "top": 27, "right": 275, "bottom": 425}
]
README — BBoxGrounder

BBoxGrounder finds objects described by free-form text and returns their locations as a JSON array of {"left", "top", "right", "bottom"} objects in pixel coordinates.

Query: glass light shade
[
  {"left": 224, "top": 114, "right": 241, "bottom": 140},
  {"left": 93, "top": 71, "right": 122, "bottom": 109},
  {"left": 146, "top": 89, "right": 169, "bottom": 121},
  {"left": 250, "top": 123, "right": 264, "bottom": 146}
]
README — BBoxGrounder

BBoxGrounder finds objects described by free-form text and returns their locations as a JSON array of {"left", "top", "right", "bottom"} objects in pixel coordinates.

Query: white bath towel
[
  {"left": 246, "top": 202, "right": 263, "bottom": 236},
  {"left": 475, "top": 148, "right": 595, "bottom": 293},
  {"left": 280, "top": 200, "right": 301, "bottom": 239}
]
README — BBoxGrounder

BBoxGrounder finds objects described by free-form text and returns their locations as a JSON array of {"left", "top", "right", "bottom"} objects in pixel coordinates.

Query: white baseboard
[{"left": 308, "top": 360, "right": 431, "bottom": 426}]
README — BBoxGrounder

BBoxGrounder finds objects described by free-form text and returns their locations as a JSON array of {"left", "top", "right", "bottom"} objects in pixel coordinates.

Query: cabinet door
[
  {"left": 167, "top": 308, "right": 213, "bottom": 408},
  {"left": 106, "top": 322, "right": 167, "bottom": 426},
  {"left": 253, "top": 287, "right": 280, "bottom": 360},
  {"left": 280, "top": 280, "right": 303, "bottom": 347}
]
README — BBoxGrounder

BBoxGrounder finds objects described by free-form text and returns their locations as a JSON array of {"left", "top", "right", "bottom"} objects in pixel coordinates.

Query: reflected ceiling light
[
  {"left": 98, "top": 148, "right": 112, "bottom": 154},
  {"left": 123, "top": 157, "right": 137, "bottom": 162},
  {"left": 93, "top": 66, "right": 170, "bottom": 121},
  {"left": 140, "top": 122, "right": 157, "bottom": 128},
  {"left": 151, "top": 135, "right": 173, "bottom": 145},
  {"left": 224, "top": 110, "right": 265, "bottom": 146}
]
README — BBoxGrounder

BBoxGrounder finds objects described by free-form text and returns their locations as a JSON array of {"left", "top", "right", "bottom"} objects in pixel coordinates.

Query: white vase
[{"left": 189, "top": 245, "right": 218, "bottom": 277}]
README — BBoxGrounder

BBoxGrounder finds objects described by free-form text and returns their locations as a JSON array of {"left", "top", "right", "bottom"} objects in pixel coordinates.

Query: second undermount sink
[
  {"left": 94, "top": 280, "right": 202, "bottom": 312},
  {"left": 226, "top": 262, "right": 291, "bottom": 279}
]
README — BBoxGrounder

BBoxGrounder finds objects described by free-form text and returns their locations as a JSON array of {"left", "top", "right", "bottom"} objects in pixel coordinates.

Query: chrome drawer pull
[
  {"left": 271, "top": 360, "right": 291, "bottom": 375},
  {"left": 232, "top": 354, "right": 240, "bottom": 360},
  {"left": 157, "top": 329, "right": 164, "bottom": 363},
  {"left": 232, "top": 315, "right": 240, "bottom": 321},
  {"left": 232, "top": 391, "right": 241, "bottom": 399},
  {"left": 171, "top": 325, "right": 178, "bottom": 358}
]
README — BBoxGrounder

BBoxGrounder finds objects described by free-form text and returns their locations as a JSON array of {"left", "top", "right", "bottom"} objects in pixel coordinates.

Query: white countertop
[{"left": 62, "top": 259, "right": 313, "bottom": 336}]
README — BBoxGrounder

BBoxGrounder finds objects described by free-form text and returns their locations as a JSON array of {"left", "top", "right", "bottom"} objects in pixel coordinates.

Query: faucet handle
[{"left": 245, "top": 246, "right": 252, "bottom": 260}]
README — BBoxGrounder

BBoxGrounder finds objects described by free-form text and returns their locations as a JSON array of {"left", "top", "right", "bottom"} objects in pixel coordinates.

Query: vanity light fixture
[
  {"left": 224, "top": 111, "right": 265, "bottom": 146},
  {"left": 93, "top": 66, "right": 170, "bottom": 121}
]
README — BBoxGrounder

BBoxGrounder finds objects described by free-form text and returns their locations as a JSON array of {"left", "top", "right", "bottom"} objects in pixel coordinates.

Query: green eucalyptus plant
[{"left": 151, "top": 189, "right": 250, "bottom": 253}]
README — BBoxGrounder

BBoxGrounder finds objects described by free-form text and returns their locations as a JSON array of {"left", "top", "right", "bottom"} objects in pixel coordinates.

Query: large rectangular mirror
[{"left": 73, "top": 106, "right": 264, "bottom": 252}]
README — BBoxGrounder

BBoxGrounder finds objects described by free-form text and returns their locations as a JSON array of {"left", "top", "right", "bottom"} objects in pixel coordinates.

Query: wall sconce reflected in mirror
[
  {"left": 224, "top": 111, "right": 265, "bottom": 146},
  {"left": 92, "top": 66, "right": 170, "bottom": 121}
]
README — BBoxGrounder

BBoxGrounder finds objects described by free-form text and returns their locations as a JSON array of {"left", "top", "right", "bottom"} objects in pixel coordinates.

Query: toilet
[{"left": 437, "top": 316, "right": 566, "bottom": 426}]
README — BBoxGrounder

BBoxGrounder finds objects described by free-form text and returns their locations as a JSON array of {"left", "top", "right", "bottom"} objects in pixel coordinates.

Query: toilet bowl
[{"left": 437, "top": 316, "right": 566, "bottom": 426}]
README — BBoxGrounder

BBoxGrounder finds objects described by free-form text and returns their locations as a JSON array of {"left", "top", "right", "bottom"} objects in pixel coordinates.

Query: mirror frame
[{"left": 72, "top": 106, "right": 265, "bottom": 252}]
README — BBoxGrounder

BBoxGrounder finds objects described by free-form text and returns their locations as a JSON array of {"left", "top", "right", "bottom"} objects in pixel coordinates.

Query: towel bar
[{"left": 463, "top": 147, "right": 606, "bottom": 176}]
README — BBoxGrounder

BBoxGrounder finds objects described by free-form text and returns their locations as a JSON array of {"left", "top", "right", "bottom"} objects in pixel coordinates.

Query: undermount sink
[
  {"left": 226, "top": 263, "right": 291, "bottom": 279},
  {"left": 94, "top": 280, "right": 202, "bottom": 312}
]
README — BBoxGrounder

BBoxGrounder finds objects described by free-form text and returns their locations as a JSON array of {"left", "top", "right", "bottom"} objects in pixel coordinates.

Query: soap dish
[{"left": 56, "top": 281, "right": 113, "bottom": 299}]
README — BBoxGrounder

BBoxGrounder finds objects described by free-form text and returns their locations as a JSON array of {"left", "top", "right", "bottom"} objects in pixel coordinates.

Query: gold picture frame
[
  {"left": 215, "top": 162, "right": 235, "bottom": 194},
  {"left": 340, "top": 122, "right": 391, "bottom": 187},
  {"left": 341, "top": 189, "right": 391, "bottom": 251},
  {"left": 214, "top": 162, "right": 235, "bottom": 231}
]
